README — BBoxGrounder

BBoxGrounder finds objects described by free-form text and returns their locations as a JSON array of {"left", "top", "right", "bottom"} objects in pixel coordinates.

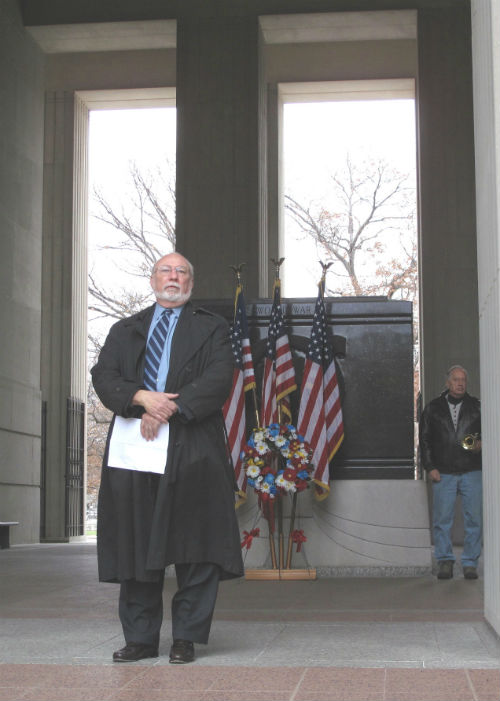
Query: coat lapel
[
  {"left": 455, "top": 394, "right": 470, "bottom": 436},
  {"left": 167, "top": 303, "right": 213, "bottom": 382},
  {"left": 123, "top": 303, "right": 155, "bottom": 338},
  {"left": 122, "top": 304, "right": 155, "bottom": 377},
  {"left": 440, "top": 394, "right": 456, "bottom": 433}
]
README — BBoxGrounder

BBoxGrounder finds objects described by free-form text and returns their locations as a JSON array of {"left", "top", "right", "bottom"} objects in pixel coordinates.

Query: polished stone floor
[{"left": 0, "top": 541, "right": 498, "bottom": 700}]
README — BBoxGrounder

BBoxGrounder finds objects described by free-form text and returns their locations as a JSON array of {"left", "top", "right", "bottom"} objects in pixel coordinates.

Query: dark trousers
[{"left": 119, "top": 562, "right": 220, "bottom": 647}]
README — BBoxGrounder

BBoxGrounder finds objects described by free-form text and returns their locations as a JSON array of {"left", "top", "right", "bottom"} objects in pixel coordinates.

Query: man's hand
[
  {"left": 140, "top": 413, "right": 163, "bottom": 441},
  {"left": 429, "top": 468, "right": 441, "bottom": 482},
  {"left": 132, "top": 389, "right": 179, "bottom": 423}
]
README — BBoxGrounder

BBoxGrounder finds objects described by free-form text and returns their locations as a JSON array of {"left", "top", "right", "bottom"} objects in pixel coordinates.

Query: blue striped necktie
[{"left": 144, "top": 309, "right": 172, "bottom": 390}]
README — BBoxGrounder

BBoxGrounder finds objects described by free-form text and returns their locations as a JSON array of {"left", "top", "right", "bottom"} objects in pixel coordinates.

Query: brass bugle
[{"left": 462, "top": 433, "right": 480, "bottom": 451}]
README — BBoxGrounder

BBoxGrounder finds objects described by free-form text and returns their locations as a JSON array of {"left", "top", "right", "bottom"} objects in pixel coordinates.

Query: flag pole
[
  {"left": 318, "top": 259, "right": 333, "bottom": 289},
  {"left": 271, "top": 258, "right": 286, "bottom": 569},
  {"left": 251, "top": 386, "right": 260, "bottom": 429},
  {"left": 285, "top": 491, "right": 297, "bottom": 569},
  {"left": 229, "top": 263, "right": 260, "bottom": 429},
  {"left": 285, "top": 261, "right": 332, "bottom": 568},
  {"left": 271, "top": 257, "right": 285, "bottom": 425},
  {"left": 230, "top": 262, "right": 275, "bottom": 565}
]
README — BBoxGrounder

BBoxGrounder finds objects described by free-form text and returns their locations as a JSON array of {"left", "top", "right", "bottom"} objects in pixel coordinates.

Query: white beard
[{"left": 155, "top": 286, "right": 193, "bottom": 305}]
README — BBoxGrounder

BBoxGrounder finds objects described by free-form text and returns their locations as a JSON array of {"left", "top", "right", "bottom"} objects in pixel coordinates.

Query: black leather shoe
[
  {"left": 169, "top": 639, "right": 195, "bottom": 664},
  {"left": 463, "top": 566, "right": 478, "bottom": 579},
  {"left": 113, "top": 643, "right": 158, "bottom": 662}
]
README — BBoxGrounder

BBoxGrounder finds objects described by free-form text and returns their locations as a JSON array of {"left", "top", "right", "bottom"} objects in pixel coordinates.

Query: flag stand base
[{"left": 244, "top": 568, "right": 317, "bottom": 581}]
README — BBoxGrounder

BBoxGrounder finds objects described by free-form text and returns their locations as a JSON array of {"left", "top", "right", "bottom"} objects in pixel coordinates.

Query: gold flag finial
[
  {"left": 319, "top": 260, "right": 333, "bottom": 283},
  {"left": 229, "top": 263, "right": 246, "bottom": 285},
  {"left": 270, "top": 257, "right": 285, "bottom": 280}
]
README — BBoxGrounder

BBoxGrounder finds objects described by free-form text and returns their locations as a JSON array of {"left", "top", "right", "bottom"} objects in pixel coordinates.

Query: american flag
[
  {"left": 297, "top": 281, "right": 344, "bottom": 500},
  {"left": 260, "top": 279, "right": 297, "bottom": 426},
  {"left": 223, "top": 284, "right": 256, "bottom": 502}
]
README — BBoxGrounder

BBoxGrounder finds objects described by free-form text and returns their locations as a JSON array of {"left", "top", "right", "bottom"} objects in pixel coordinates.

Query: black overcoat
[{"left": 91, "top": 301, "right": 244, "bottom": 583}]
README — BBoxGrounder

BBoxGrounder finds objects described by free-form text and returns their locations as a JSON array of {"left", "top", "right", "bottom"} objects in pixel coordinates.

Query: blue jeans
[{"left": 432, "top": 471, "right": 483, "bottom": 567}]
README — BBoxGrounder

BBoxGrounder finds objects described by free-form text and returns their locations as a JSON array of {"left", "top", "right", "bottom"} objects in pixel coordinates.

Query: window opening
[
  {"left": 86, "top": 106, "right": 176, "bottom": 532},
  {"left": 280, "top": 83, "right": 419, "bottom": 468}
]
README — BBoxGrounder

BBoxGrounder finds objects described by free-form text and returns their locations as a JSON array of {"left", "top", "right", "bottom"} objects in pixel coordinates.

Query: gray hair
[
  {"left": 152, "top": 253, "right": 194, "bottom": 280},
  {"left": 446, "top": 365, "right": 468, "bottom": 379}
]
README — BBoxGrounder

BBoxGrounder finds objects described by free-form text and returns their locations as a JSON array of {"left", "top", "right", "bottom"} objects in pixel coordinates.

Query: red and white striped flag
[
  {"left": 223, "top": 284, "right": 256, "bottom": 503},
  {"left": 260, "top": 279, "right": 296, "bottom": 426},
  {"left": 297, "top": 282, "right": 344, "bottom": 500}
]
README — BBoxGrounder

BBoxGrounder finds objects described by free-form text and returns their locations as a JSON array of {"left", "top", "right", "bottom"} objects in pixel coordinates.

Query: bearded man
[{"left": 92, "top": 251, "right": 243, "bottom": 663}]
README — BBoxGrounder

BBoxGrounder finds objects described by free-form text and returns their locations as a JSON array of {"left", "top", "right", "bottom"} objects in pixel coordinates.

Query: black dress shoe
[
  {"left": 169, "top": 639, "right": 195, "bottom": 664},
  {"left": 113, "top": 643, "right": 159, "bottom": 662}
]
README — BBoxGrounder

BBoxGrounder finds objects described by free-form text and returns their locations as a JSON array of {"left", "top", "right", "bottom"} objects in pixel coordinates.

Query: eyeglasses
[{"left": 154, "top": 266, "right": 189, "bottom": 276}]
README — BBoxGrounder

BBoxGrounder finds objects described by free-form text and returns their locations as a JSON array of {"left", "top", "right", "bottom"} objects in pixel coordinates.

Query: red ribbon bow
[
  {"left": 241, "top": 528, "right": 260, "bottom": 550},
  {"left": 291, "top": 529, "right": 307, "bottom": 552}
]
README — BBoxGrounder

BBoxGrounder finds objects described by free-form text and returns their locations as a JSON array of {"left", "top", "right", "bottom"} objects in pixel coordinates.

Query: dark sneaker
[
  {"left": 437, "top": 560, "right": 454, "bottom": 579},
  {"left": 463, "top": 566, "right": 478, "bottom": 579}
]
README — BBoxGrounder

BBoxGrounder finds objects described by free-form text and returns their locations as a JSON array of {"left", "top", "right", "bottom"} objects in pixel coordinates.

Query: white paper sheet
[{"left": 107, "top": 416, "right": 169, "bottom": 474}]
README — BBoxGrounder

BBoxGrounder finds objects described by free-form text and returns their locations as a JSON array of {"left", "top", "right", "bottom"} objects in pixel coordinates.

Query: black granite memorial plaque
[{"left": 196, "top": 297, "right": 414, "bottom": 479}]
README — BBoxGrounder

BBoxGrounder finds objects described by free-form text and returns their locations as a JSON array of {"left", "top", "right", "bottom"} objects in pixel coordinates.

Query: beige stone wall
[
  {"left": 471, "top": 0, "right": 500, "bottom": 636},
  {"left": 0, "top": 0, "right": 45, "bottom": 544}
]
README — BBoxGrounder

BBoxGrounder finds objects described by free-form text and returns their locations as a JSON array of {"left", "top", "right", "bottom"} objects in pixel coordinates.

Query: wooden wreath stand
[
  {"left": 245, "top": 568, "right": 316, "bottom": 580},
  {"left": 244, "top": 488, "right": 317, "bottom": 580}
]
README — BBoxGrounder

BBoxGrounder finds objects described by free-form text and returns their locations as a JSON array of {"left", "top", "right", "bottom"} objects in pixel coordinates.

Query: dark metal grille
[
  {"left": 65, "top": 397, "right": 85, "bottom": 537},
  {"left": 40, "top": 400, "right": 47, "bottom": 540}
]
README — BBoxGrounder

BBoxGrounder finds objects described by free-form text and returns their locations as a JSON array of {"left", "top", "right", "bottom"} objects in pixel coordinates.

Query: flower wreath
[{"left": 241, "top": 423, "right": 314, "bottom": 502}]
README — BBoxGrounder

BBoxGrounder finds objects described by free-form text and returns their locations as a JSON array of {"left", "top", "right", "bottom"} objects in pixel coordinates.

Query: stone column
[
  {"left": 417, "top": 7, "right": 479, "bottom": 399},
  {"left": 41, "top": 91, "right": 88, "bottom": 540},
  {"left": 471, "top": 0, "right": 500, "bottom": 637},
  {"left": 0, "top": 0, "right": 44, "bottom": 545},
  {"left": 175, "top": 12, "right": 263, "bottom": 298}
]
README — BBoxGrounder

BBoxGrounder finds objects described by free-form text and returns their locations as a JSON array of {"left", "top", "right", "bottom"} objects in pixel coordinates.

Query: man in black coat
[
  {"left": 92, "top": 252, "right": 244, "bottom": 663},
  {"left": 419, "top": 365, "right": 482, "bottom": 580}
]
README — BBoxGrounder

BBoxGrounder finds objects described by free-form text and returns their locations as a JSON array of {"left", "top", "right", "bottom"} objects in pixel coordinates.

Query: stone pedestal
[{"left": 238, "top": 480, "right": 432, "bottom": 575}]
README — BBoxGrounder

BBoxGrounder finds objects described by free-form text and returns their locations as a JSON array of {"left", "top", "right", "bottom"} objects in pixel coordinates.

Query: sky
[{"left": 87, "top": 98, "right": 417, "bottom": 324}]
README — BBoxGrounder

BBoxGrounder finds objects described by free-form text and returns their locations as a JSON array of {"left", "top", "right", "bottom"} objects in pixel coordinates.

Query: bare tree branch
[
  {"left": 285, "top": 155, "right": 417, "bottom": 299},
  {"left": 86, "top": 160, "right": 177, "bottom": 510}
]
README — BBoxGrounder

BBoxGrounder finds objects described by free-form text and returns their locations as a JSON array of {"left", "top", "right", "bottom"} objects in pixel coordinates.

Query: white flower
[
  {"left": 246, "top": 464, "right": 261, "bottom": 479},
  {"left": 275, "top": 436, "right": 287, "bottom": 447},
  {"left": 255, "top": 442, "right": 268, "bottom": 455},
  {"left": 253, "top": 431, "right": 264, "bottom": 443},
  {"left": 275, "top": 474, "right": 287, "bottom": 488},
  {"left": 260, "top": 481, "right": 271, "bottom": 493}
]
